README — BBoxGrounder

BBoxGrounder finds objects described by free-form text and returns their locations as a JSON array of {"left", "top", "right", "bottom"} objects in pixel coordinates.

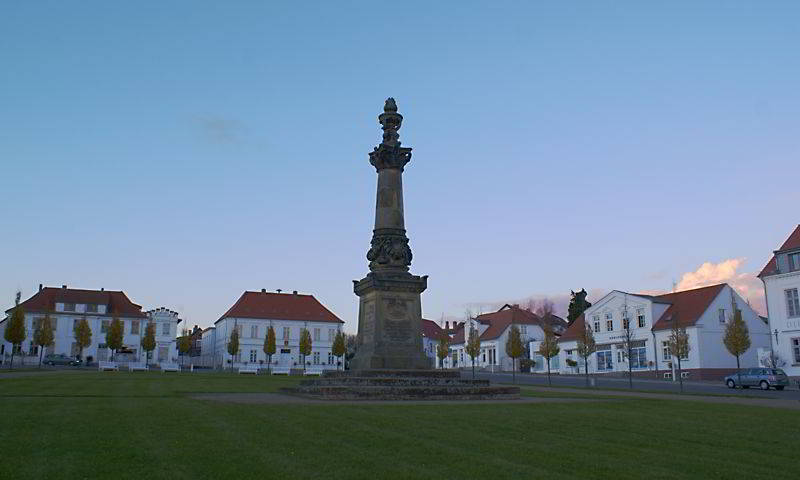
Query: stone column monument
[{"left": 350, "top": 98, "right": 430, "bottom": 370}]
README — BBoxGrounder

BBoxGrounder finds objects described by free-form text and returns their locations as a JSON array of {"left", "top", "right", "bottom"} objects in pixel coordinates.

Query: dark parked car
[
  {"left": 43, "top": 354, "right": 82, "bottom": 366},
  {"left": 725, "top": 368, "right": 789, "bottom": 390}
]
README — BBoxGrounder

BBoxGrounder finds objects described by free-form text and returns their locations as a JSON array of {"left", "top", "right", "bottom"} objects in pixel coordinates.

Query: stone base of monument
[{"left": 279, "top": 369, "right": 520, "bottom": 401}]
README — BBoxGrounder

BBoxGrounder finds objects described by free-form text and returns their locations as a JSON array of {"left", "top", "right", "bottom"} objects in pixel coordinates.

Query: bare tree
[
  {"left": 620, "top": 304, "right": 636, "bottom": 389},
  {"left": 576, "top": 323, "right": 596, "bottom": 387}
]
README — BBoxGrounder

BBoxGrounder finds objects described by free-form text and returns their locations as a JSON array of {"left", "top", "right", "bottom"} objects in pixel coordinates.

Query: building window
[
  {"left": 631, "top": 347, "right": 647, "bottom": 369},
  {"left": 313, "top": 328, "right": 320, "bottom": 341},
  {"left": 606, "top": 320, "right": 613, "bottom": 331},
  {"left": 593, "top": 321, "right": 600, "bottom": 333},
  {"left": 313, "top": 351, "right": 321, "bottom": 364},
  {"left": 64, "top": 303, "right": 75, "bottom": 312},
  {"left": 161, "top": 323, "right": 169, "bottom": 335},
  {"left": 718, "top": 308, "right": 726, "bottom": 323},
  {"left": 637, "top": 309, "right": 645, "bottom": 328},
  {"left": 328, "top": 329, "right": 336, "bottom": 342},
  {"left": 662, "top": 341, "right": 671, "bottom": 361},
  {"left": 792, "top": 338, "right": 800, "bottom": 364},
  {"left": 86, "top": 304, "right": 98, "bottom": 313},
  {"left": 250, "top": 325, "right": 258, "bottom": 339},
  {"left": 596, "top": 350, "right": 613, "bottom": 371},
  {"left": 605, "top": 312, "right": 612, "bottom": 320},
  {"left": 786, "top": 288, "right": 800, "bottom": 318},
  {"left": 789, "top": 252, "right": 800, "bottom": 272},
  {"left": 249, "top": 350, "right": 257, "bottom": 363},
  {"left": 130, "top": 320, "right": 140, "bottom": 335},
  {"left": 283, "top": 327, "right": 290, "bottom": 340},
  {"left": 622, "top": 318, "right": 630, "bottom": 330},
  {"left": 101, "top": 320, "right": 110, "bottom": 333},
  {"left": 328, "top": 352, "right": 335, "bottom": 365}
]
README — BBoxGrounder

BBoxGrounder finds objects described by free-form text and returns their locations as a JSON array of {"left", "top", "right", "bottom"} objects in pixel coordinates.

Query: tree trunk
[
  {"left": 584, "top": 356, "right": 589, "bottom": 387},
  {"left": 628, "top": 350, "right": 633, "bottom": 389},
  {"left": 512, "top": 358, "right": 516, "bottom": 384},
  {"left": 736, "top": 355, "right": 741, "bottom": 386},
  {"left": 472, "top": 357, "right": 475, "bottom": 380},
  {"left": 546, "top": 359, "right": 551, "bottom": 386},
  {"left": 39, "top": 348, "right": 43, "bottom": 369},
  {"left": 677, "top": 358, "right": 683, "bottom": 393},
  {"left": 9, "top": 347, "right": 16, "bottom": 370}
]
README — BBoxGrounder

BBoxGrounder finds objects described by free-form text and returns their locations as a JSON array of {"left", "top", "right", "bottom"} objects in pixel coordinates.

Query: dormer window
[
  {"left": 64, "top": 303, "right": 75, "bottom": 312},
  {"left": 789, "top": 252, "right": 800, "bottom": 272},
  {"left": 86, "top": 304, "right": 98, "bottom": 313}
]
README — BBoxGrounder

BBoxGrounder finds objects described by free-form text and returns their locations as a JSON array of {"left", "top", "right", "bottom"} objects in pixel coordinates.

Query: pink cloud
[{"left": 675, "top": 258, "right": 765, "bottom": 315}]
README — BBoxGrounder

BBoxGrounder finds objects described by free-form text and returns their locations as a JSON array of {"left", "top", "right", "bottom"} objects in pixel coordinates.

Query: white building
[
  {"left": 447, "top": 304, "right": 566, "bottom": 372},
  {"left": 213, "top": 289, "right": 344, "bottom": 370},
  {"left": 557, "top": 284, "right": 770, "bottom": 381},
  {"left": 421, "top": 319, "right": 445, "bottom": 368},
  {"left": 759, "top": 224, "right": 800, "bottom": 377},
  {"left": 0, "top": 285, "right": 180, "bottom": 366}
]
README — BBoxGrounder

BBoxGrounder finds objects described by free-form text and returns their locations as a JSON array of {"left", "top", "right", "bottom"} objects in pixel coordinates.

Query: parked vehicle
[
  {"left": 43, "top": 354, "right": 82, "bottom": 366},
  {"left": 725, "top": 368, "right": 789, "bottom": 390}
]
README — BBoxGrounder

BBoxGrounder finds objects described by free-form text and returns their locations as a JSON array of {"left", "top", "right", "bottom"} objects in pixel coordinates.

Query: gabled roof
[
  {"left": 759, "top": 225, "right": 800, "bottom": 277},
  {"left": 5, "top": 287, "right": 146, "bottom": 318},
  {"left": 421, "top": 319, "right": 445, "bottom": 339},
  {"left": 451, "top": 304, "right": 559, "bottom": 344},
  {"left": 558, "top": 314, "right": 585, "bottom": 343},
  {"left": 650, "top": 283, "right": 726, "bottom": 331},
  {"left": 218, "top": 291, "right": 343, "bottom": 324}
]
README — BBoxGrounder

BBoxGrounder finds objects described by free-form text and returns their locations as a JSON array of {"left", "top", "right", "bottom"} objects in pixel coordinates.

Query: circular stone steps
[{"left": 280, "top": 369, "right": 520, "bottom": 401}]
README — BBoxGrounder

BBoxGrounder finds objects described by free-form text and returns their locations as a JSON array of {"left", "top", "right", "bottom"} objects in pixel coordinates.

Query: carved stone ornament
[{"left": 367, "top": 234, "right": 412, "bottom": 271}]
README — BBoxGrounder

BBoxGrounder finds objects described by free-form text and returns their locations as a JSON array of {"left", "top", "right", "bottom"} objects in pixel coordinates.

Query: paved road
[{"left": 464, "top": 371, "right": 800, "bottom": 400}]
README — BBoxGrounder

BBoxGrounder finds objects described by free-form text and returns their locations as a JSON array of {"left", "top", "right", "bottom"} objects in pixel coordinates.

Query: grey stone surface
[
  {"left": 280, "top": 369, "right": 521, "bottom": 401},
  {"left": 351, "top": 99, "right": 430, "bottom": 371}
]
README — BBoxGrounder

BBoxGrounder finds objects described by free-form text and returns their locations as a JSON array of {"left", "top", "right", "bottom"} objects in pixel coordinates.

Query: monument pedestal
[{"left": 350, "top": 272, "right": 431, "bottom": 370}]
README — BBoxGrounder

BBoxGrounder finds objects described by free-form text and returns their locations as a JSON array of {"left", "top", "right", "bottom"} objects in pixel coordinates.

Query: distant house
[
  {"left": 447, "top": 304, "right": 565, "bottom": 372},
  {"left": 759, "top": 224, "right": 800, "bottom": 376},
  {"left": 421, "top": 319, "right": 445, "bottom": 368},
  {"left": 0, "top": 285, "right": 180, "bottom": 366},
  {"left": 213, "top": 289, "right": 344, "bottom": 369},
  {"left": 557, "top": 284, "right": 770, "bottom": 380}
]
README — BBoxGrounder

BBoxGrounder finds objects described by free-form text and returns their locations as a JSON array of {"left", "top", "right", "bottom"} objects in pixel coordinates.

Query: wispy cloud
[
  {"left": 194, "top": 115, "right": 245, "bottom": 144},
  {"left": 462, "top": 288, "right": 606, "bottom": 319}
]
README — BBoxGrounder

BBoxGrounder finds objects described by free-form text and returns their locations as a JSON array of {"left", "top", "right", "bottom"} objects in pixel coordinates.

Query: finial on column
[
  {"left": 370, "top": 98, "right": 412, "bottom": 171},
  {"left": 379, "top": 97, "right": 403, "bottom": 147}
]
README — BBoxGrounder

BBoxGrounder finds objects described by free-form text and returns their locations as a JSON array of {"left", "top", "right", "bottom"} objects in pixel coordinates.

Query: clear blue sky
[{"left": 2, "top": 1, "right": 798, "bottom": 330}]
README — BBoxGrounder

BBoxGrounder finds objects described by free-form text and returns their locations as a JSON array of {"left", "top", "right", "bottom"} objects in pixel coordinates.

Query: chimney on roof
[
  {"left": 38, "top": 284, "right": 42, "bottom": 292},
  {"left": 445, "top": 321, "right": 449, "bottom": 330},
  {"left": 277, "top": 289, "right": 283, "bottom": 293},
  {"left": 101, "top": 287, "right": 104, "bottom": 291},
  {"left": 261, "top": 289, "right": 266, "bottom": 293},
  {"left": 293, "top": 290, "right": 298, "bottom": 295},
  {"left": 62, "top": 285, "right": 67, "bottom": 289}
]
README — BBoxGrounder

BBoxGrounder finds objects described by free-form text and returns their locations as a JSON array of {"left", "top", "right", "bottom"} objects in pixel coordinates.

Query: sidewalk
[{"left": 523, "top": 385, "right": 800, "bottom": 410}]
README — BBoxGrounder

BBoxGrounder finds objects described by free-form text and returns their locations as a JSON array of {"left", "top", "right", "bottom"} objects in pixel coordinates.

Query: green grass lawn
[{"left": 1, "top": 371, "right": 797, "bottom": 479}]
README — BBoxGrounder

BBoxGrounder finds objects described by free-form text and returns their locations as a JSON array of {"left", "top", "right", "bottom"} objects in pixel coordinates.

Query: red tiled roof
[
  {"left": 219, "top": 291, "right": 343, "bottom": 323},
  {"left": 451, "top": 305, "right": 557, "bottom": 344},
  {"left": 5, "top": 287, "right": 146, "bottom": 317},
  {"left": 759, "top": 225, "right": 800, "bottom": 278},
  {"left": 650, "top": 284, "right": 726, "bottom": 331},
  {"left": 421, "top": 319, "right": 445, "bottom": 339},
  {"left": 558, "top": 314, "right": 585, "bottom": 343}
]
